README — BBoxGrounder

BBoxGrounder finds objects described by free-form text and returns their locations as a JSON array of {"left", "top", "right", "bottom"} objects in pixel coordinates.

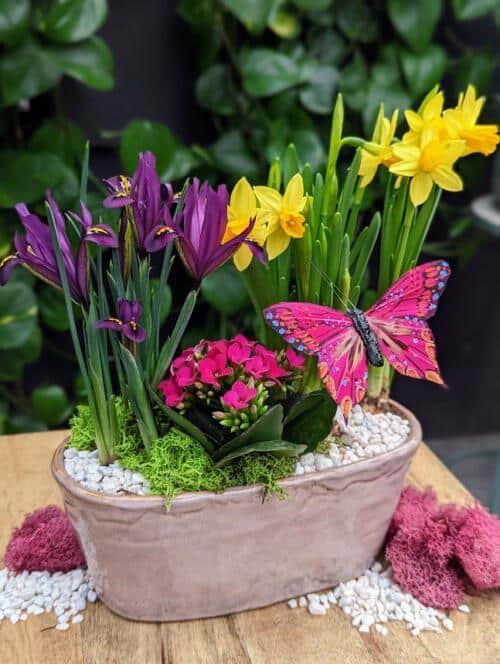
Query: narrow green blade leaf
[{"left": 215, "top": 440, "right": 306, "bottom": 468}]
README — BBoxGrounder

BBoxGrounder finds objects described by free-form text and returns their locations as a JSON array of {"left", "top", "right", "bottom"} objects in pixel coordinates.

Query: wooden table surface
[{"left": 1, "top": 431, "right": 499, "bottom": 664}]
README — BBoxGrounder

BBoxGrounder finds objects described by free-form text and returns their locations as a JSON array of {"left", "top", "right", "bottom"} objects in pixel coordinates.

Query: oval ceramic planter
[{"left": 52, "top": 400, "right": 421, "bottom": 622}]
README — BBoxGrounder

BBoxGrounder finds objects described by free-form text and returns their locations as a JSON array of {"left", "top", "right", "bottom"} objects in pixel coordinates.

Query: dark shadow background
[{"left": 59, "top": 0, "right": 499, "bottom": 440}]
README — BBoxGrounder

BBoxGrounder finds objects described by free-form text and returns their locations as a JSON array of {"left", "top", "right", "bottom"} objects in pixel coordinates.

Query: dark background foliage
[{"left": 0, "top": 0, "right": 499, "bottom": 436}]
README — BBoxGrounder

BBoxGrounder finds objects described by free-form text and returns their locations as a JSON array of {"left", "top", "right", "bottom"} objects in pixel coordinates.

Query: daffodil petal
[
  {"left": 432, "top": 166, "right": 463, "bottom": 192},
  {"left": 230, "top": 177, "right": 256, "bottom": 219},
  {"left": 266, "top": 228, "right": 290, "bottom": 260},
  {"left": 404, "top": 110, "right": 423, "bottom": 133},
  {"left": 233, "top": 244, "right": 252, "bottom": 271},
  {"left": 254, "top": 186, "right": 281, "bottom": 213},
  {"left": 283, "top": 173, "right": 304, "bottom": 211},
  {"left": 392, "top": 144, "right": 420, "bottom": 161},
  {"left": 410, "top": 172, "right": 433, "bottom": 207},
  {"left": 389, "top": 160, "right": 419, "bottom": 177}
]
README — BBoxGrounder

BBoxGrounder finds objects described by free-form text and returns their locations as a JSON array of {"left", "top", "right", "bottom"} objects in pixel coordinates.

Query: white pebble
[
  {"left": 87, "top": 590, "right": 97, "bottom": 603},
  {"left": 458, "top": 604, "right": 470, "bottom": 613},
  {"left": 56, "top": 622, "right": 70, "bottom": 631},
  {"left": 287, "top": 599, "right": 298, "bottom": 609},
  {"left": 442, "top": 618, "right": 454, "bottom": 631},
  {"left": 72, "top": 614, "right": 84, "bottom": 624},
  {"left": 308, "top": 602, "right": 327, "bottom": 616}
]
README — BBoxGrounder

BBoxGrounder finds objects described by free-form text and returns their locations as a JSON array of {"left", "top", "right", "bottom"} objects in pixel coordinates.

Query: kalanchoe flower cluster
[{"left": 159, "top": 335, "right": 304, "bottom": 433}]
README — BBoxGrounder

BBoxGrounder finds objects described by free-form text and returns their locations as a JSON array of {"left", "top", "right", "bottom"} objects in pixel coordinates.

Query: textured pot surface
[{"left": 52, "top": 400, "right": 421, "bottom": 622}]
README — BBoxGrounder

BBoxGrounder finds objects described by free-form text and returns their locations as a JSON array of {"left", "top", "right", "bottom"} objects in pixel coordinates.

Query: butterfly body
[
  {"left": 347, "top": 307, "right": 384, "bottom": 367},
  {"left": 264, "top": 260, "right": 451, "bottom": 418}
]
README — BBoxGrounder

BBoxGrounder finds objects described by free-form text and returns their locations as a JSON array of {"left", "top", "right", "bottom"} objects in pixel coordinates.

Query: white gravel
[
  {"left": 287, "top": 562, "right": 469, "bottom": 637},
  {"left": 295, "top": 405, "right": 410, "bottom": 474},
  {"left": 64, "top": 448, "right": 151, "bottom": 495},
  {"left": 0, "top": 567, "right": 95, "bottom": 629}
]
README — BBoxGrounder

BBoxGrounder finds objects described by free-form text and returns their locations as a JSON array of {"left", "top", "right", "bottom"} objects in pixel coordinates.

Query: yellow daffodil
[
  {"left": 443, "top": 85, "right": 499, "bottom": 157},
  {"left": 390, "top": 129, "right": 466, "bottom": 206},
  {"left": 359, "top": 109, "right": 399, "bottom": 187},
  {"left": 254, "top": 173, "right": 306, "bottom": 260},
  {"left": 402, "top": 89, "right": 448, "bottom": 146},
  {"left": 223, "top": 177, "right": 269, "bottom": 271}
]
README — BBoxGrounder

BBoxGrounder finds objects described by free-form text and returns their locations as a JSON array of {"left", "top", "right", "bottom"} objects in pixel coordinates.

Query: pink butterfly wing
[
  {"left": 263, "top": 303, "right": 368, "bottom": 417},
  {"left": 366, "top": 260, "right": 450, "bottom": 384},
  {"left": 367, "top": 260, "right": 451, "bottom": 320}
]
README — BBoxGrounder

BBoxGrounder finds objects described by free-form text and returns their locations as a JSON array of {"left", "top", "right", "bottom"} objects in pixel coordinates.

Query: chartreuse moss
[{"left": 69, "top": 401, "right": 295, "bottom": 506}]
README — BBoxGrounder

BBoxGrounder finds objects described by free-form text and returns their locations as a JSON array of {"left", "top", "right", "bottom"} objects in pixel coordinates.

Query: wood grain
[{"left": 1, "top": 431, "right": 499, "bottom": 664}]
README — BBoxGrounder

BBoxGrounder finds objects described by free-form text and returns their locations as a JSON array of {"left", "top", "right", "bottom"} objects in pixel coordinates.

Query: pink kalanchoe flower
[
  {"left": 286, "top": 347, "right": 305, "bottom": 369},
  {"left": 245, "top": 348, "right": 287, "bottom": 382},
  {"left": 198, "top": 356, "right": 233, "bottom": 386},
  {"left": 159, "top": 378, "right": 185, "bottom": 407},
  {"left": 205, "top": 339, "right": 229, "bottom": 360},
  {"left": 176, "top": 364, "right": 197, "bottom": 388},
  {"left": 228, "top": 335, "right": 253, "bottom": 365},
  {"left": 221, "top": 380, "right": 257, "bottom": 410}
]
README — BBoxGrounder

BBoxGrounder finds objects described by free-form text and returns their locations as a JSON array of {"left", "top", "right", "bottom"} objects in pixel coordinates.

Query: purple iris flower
[
  {"left": 69, "top": 200, "right": 119, "bottom": 299},
  {"left": 144, "top": 178, "right": 267, "bottom": 282},
  {"left": 103, "top": 152, "right": 173, "bottom": 254},
  {"left": 96, "top": 299, "right": 146, "bottom": 343},
  {"left": 0, "top": 197, "right": 83, "bottom": 301}
]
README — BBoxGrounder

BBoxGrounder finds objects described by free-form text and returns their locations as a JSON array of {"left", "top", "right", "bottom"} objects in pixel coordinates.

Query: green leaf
[
  {"left": 0, "top": 325, "right": 42, "bottom": 381},
  {"left": 362, "top": 82, "right": 411, "bottom": 135},
  {"left": 151, "top": 280, "right": 172, "bottom": 325},
  {"left": 120, "top": 120, "right": 199, "bottom": 182},
  {"left": 294, "top": 128, "right": 326, "bottom": 172},
  {"left": 0, "top": 0, "right": 30, "bottom": 46},
  {"left": 0, "top": 40, "right": 61, "bottom": 107},
  {"left": 201, "top": 262, "right": 249, "bottom": 316},
  {"left": 455, "top": 51, "right": 495, "bottom": 95},
  {"left": 220, "top": 0, "right": 274, "bottom": 33},
  {"left": 215, "top": 440, "right": 306, "bottom": 467},
  {"left": 45, "top": 36, "right": 114, "bottom": 91},
  {"left": 31, "top": 384, "right": 72, "bottom": 426},
  {"left": 292, "top": 0, "right": 332, "bottom": 9},
  {"left": 388, "top": 0, "right": 442, "bottom": 52},
  {"left": 0, "top": 150, "right": 78, "bottom": 208},
  {"left": 38, "top": 285, "right": 70, "bottom": 331},
  {"left": 153, "top": 289, "right": 198, "bottom": 387},
  {"left": 299, "top": 64, "right": 339, "bottom": 114},
  {"left": 28, "top": 119, "right": 86, "bottom": 171},
  {"left": 453, "top": 0, "right": 499, "bottom": 20},
  {"left": 400, "top": 45, "right": 447, "bottom": 99},
  {"left": 195, "top": 63, "right": 236, "bottom": 116},
  {"left": 309, "top": 29, "right": 346, "bottom": 66},
  {"left": 35, "top": 0, "right": 108, "bottom": 43},
  {"left": 336, "top": 0, "right": 379, "bottom": 43},
  {"left": 268, "top": 9, "right": 301, "bottom": 39},
  {"left": 6, "top": 414, "right": 48, "bottom": 434},
  {"left": 214, "top": 404, "right": 284, "bottom": 460},
  {"left": 240, "top": 48, "right": 304, "bottom": 97},
  {"left": 283, "top": 390, "right": 336, "bottom": 451},
  {"left": 0, "top": 282, "right": 37, "bottom": 350},
  {"left": 210, "top": 130, "right": 260, "bottom": 180}
]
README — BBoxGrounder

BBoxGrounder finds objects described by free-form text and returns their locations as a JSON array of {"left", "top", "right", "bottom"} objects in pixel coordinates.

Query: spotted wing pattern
[
  {"left": 366, "top": 260, "right": 450, "bottom": 383},
  {"left": 263, "top": 303, "right": 367, "bottom": 417}
]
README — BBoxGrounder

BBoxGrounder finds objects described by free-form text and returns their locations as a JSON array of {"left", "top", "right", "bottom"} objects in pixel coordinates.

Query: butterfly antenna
[{"left": 311, "top": 262, "right": 354, "bottom": 310}]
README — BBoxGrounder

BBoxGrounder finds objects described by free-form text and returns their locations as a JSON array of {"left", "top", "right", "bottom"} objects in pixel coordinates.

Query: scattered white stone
[
  {"left": 64, "top": 448, "right": 150, "bottom": 495},
  {"left": 286, "top": 562, "right": 467, "bottom": 637},
  {"left": 0, "top": 567, "right": 94, "bottom": 631},
  {"left": 295, "top": 405, "right": 411, "bottom": 474}
]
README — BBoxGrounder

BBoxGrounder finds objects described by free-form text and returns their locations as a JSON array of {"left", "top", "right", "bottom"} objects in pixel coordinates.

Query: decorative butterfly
[{"left": 264, "top": 260, "right": 450, "bottom": 418}]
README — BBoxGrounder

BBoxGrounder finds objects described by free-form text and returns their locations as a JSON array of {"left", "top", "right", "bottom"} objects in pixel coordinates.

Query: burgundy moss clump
[
  {"left": 386, "top": 487, "right": 500, "bottom": 609},
  {"left": 4, "top": 505, "right": 85, "bottom": 573}
]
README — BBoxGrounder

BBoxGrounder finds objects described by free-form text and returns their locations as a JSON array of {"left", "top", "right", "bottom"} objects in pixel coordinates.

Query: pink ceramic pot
[{"left": 52, "top": 400, "right": 421, "bottom": 622}]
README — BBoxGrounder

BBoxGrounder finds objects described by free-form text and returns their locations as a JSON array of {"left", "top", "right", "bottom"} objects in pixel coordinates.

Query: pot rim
[{"left": 52, "top": 399, "right": 421, "bottom": 510}]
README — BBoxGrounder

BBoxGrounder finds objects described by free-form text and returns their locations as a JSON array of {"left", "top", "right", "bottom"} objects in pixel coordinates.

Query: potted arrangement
[{"left": 1, "top": 86, "right": 497, "bottom": 622}]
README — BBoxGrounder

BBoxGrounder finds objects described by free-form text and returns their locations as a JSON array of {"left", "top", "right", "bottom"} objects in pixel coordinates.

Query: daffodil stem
[{"left": 392, "top": 202, "right": 415, "bottom": 281}]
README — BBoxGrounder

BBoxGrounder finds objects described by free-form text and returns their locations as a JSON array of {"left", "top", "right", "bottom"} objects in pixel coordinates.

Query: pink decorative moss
[
  {"left": 386, "top": 487, "right": 500, "bottom": 608},
  {"left": 4, "top": 505, "right": 85, "bottom": 573}
]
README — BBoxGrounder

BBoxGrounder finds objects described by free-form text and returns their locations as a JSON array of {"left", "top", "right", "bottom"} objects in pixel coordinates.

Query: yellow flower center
[
  {"left": 419, "top": 142, "right": 445, "bottom": 173},
  {"left": 279, "top": 209, "right": 305, "bottom": 238}
]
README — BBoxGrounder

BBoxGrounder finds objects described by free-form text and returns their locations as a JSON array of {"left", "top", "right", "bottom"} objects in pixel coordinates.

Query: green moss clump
[
  {"left": 69, "top": 405, "right": 96, "bottom": 451},
  {"left": 69, "top": 401, "right": 295, "bottom": 506}
]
